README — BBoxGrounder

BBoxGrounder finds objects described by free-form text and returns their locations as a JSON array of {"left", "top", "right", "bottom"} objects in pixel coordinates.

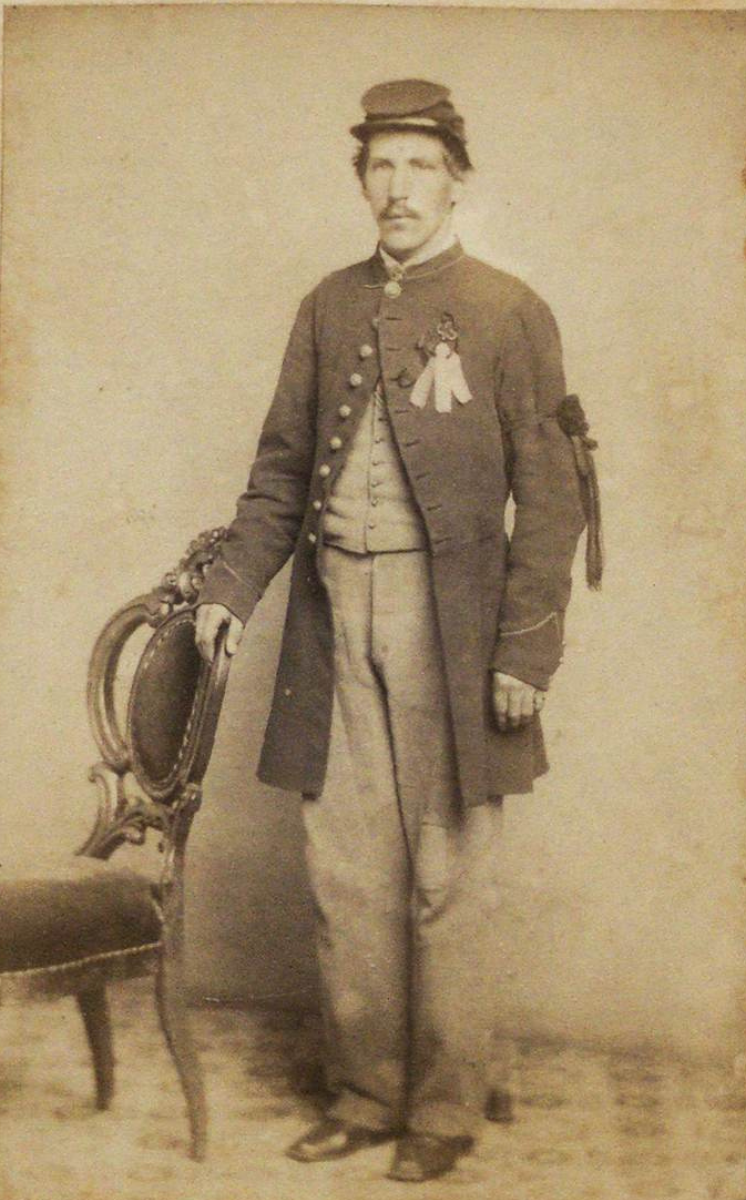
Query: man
[{"left": 196, "top": 79, "right": 594, "bottom": 1183}]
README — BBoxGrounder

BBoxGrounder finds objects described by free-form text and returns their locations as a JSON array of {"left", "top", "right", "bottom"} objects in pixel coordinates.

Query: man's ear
[{"left": 450, "top": 178, "right": 466, "bottom": 208}]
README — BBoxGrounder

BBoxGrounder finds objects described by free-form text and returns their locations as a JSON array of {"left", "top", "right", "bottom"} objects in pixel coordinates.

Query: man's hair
[{"left": 352, "top": 131, "right": 472, "bottom": 183}]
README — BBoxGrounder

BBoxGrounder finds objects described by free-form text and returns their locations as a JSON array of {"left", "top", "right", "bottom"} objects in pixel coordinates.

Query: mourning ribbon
[{"left": 556, "top": 395, "right": 604, "bottom": 590}]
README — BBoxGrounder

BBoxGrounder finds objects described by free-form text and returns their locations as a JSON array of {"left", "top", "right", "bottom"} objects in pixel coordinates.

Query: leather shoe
[
  {"left": 387, "top": 1133, "right": 474, "bottom": 1182},
  {"left": 286, "top": 1116, "right": 395, "bottom": 1162}
]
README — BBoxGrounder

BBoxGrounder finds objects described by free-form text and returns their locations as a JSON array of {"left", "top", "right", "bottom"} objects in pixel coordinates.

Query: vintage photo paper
[{"left": 1, "top": 4, "right": 745, "bottom": 1198}]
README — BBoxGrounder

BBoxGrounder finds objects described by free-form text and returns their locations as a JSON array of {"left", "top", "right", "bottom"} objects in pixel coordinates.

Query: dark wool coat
[{"left": 199, "top": 242, "right": 586, "bottom": 804}]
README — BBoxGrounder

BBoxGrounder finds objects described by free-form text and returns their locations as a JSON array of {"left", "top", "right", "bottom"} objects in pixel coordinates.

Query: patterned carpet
[{"left": 1, "top": 979, "right": 745, "bottom": 1200}]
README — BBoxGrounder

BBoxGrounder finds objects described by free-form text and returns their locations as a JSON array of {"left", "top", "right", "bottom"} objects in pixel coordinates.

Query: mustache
[{"left": 380, "top": 206, "right": 419, "bottom": 220}]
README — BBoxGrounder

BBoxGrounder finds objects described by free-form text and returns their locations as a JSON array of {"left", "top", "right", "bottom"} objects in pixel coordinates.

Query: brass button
[
  {"left": 384, "top": 280, "right": 402, "bottom": 299},
  {"left": 359, "top": 344, "right": 374, "bottom": 359},
  {"left": 318, "top": 464, "right": 331, "bottom": 478},
  {"left": 349, "top": 373, "right": 363, "bottom": 388},
  {"left": 312, "top": 499, "right": 322, "bottom": 511},
  {"left": 338, "top": 404, "right": 352, "bottom": 419},
  {"left": 329, "top": 436, "right": 343, "bottom": 450},
  {"left": 308, "top": 532, "right": 317, "bottom": 544}
]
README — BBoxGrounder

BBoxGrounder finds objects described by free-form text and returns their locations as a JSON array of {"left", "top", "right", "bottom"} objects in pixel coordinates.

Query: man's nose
[{"left": 388, "top": 165, "right": 411, "bottom": 200}]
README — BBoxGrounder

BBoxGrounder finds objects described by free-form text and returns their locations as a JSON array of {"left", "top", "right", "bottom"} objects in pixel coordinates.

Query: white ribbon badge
[
  {"left": 410, "top": 317, "right": 473, "bottom": 414},
  {"left": 410, "top": 340, "right": 472, "bottom": 415}
]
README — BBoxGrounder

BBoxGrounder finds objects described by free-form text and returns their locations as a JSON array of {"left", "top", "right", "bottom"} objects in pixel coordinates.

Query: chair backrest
[
  {"left": 81, "top": 528, "right": 231, "bottom": 858},
  {"left": 127, "top": 608, "right": 225, "bottom": 802}
]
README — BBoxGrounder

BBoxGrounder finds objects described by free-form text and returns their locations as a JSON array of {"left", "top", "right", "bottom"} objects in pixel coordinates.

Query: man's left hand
[{"left": 492, "top": 672, "right": 546, "bottom": 731}]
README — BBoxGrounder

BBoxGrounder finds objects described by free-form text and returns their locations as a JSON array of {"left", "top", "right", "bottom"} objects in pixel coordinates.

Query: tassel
[{"left": 557, "top": 395, "right": 604, "bottom": 590}]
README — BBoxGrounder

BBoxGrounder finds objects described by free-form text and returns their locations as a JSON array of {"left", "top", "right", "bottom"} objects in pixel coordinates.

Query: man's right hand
[{"left": 195, "top": 603, "right": 245, "bottom": 663}]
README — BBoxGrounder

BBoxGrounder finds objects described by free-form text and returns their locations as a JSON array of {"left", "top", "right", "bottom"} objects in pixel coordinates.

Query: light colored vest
[{"left": 322, "top": 385, "right": 428, "bottom": 553}]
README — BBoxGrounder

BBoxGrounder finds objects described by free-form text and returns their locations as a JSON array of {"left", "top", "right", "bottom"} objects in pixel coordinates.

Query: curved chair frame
[{"left": 3, "top": 528, "right": 230, "bottom": 1160}]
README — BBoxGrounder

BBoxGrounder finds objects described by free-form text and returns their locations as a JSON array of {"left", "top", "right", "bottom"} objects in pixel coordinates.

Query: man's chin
[{"left": 379, "top": 231, "right": 426, "bottom": 260}]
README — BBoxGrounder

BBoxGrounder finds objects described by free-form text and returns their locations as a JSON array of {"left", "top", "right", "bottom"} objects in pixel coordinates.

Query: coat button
[
  {"left": 349, "top": 373, "right": 363, "bottom": 388},
  {"left": 312, "top": 499, "right": 322, "bottom": 511},
  {"left": 359, "top": 344, "right": 374, "bottom": 359},
  {"left": 329, "top": 436, "right": 343, "bottom": 450},
  {"left": 338, "top": 404, "right": 352, "bottom": 419},
  {"left": 318, "top": 464, "right": 331, "bottom": 478},
  {"left": 371, "top": 315, "right": 380, "bottom": 329},
  {"left": 397, "top": 370, "right": 415, "bottom": 388},
  {"left": 384, "top": 280, "right": 402, "bottom": 298},
  {"left": 308, "top": 532, "right": 317, "bottom": 544}
]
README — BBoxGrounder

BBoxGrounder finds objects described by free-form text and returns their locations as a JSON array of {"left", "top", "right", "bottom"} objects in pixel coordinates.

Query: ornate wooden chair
[{"left": 0, "top": 529, "right": 230, "bottom": 1160}]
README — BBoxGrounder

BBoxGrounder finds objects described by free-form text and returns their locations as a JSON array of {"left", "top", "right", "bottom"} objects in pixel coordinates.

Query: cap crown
[
  {"left": 351, "top": 78, "right": 470, "bottom": 168},
  {"left": 361, "top": 79, "right": 451, "bottom": 120}
]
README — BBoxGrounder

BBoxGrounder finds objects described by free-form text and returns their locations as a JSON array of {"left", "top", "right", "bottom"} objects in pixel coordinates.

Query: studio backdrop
[{"left": 1, "top": 3, "right": 745, "bottom": 1061}]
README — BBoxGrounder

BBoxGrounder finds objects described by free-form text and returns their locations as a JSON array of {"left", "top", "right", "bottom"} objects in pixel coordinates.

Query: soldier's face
[{"left": 362, "top": 131, "right": 463, "bottom": 261}]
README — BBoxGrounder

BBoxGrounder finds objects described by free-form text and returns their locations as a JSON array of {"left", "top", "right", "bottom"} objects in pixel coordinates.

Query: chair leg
[
  {"left": 155, "top": 954, "right": 207, "bottom": 1161},
  {"left": 76, "top": 986, "right": 115, "bottom": 1110},
  {"left": 485, "top": 1086, "right": 516, "bottom": 1123}
]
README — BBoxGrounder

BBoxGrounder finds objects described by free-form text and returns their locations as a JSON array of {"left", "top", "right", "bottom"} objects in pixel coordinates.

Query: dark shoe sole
[{"left": 287, "top": 1128, "right": 395, "bottom": 1163}]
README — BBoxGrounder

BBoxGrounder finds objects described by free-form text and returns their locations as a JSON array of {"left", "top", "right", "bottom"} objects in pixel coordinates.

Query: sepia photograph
[{"left": 0, "top": 4, "right": 745, "bottom": 1198}]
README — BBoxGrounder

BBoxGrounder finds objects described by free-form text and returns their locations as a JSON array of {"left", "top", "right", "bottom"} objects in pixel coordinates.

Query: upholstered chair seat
[{"left": 0, "top": 857, "right": 162, "bottom": 987}]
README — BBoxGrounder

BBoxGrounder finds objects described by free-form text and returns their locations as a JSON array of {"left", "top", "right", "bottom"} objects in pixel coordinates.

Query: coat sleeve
[
  {"left": 491, "top": 290, "right": 586, "bottom": 690},
  {"left": 198, "top": 289, "right": 318, "bottom": 623}
]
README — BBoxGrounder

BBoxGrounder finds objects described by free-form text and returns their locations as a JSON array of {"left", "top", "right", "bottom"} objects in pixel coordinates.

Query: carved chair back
[{"left": 80, "top": 528, "right": 230, "bottom": 865}]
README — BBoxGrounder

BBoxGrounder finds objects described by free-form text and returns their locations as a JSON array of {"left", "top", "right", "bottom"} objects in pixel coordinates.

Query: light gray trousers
[{"left": 301, "top": 545, "right": 504, "bottom": 1139}]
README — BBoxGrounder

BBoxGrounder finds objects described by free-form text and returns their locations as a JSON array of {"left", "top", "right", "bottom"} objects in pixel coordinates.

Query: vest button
[
  {"left": 359, "top": 344, "right": 374, "bottom": 359},
  {"left": 384, "top": 280, "right": 402, "bottom": 299},
  {"left": 312, "top": 499, "right": 322, "bottom": 511},
  {"left": 308, "top": 532, "right": 317, "bottom": 545},
  {"left": 318, "top": 464, "right": 331, "bottom": 478},
  {"left": 349, "top": 373, "right": 363, "bottom": 388},
  {"left": 329, "top": 436, "right": 343, "bottom": 450},
  {"left": 338, "top": 404, "right": 352, "bottom": 419}
]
